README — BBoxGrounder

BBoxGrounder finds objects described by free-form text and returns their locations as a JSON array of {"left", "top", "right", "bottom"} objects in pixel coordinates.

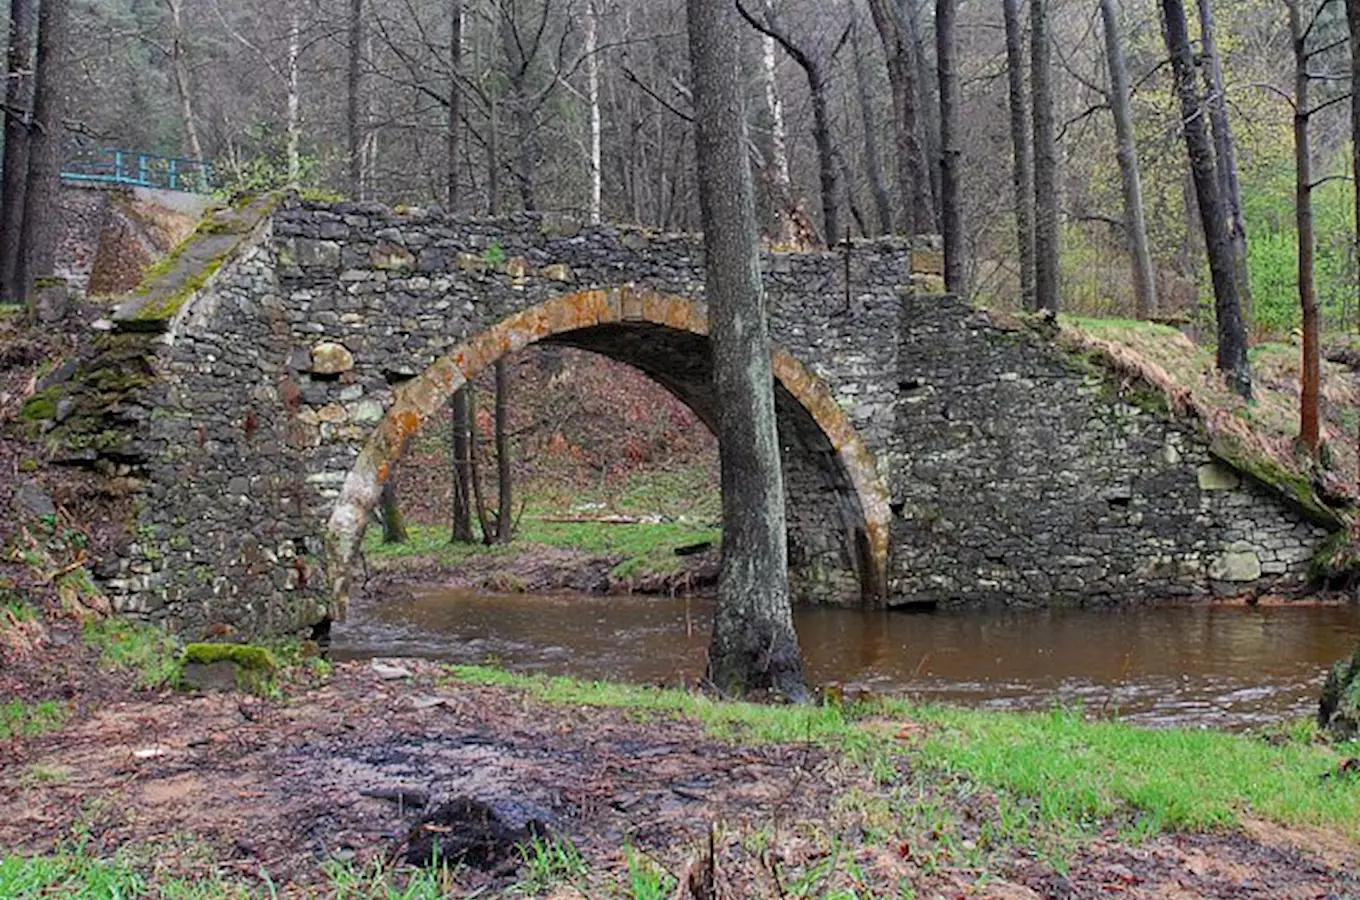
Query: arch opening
[{"left": 324, "top": 288, "right": 890, "bottom": 619}]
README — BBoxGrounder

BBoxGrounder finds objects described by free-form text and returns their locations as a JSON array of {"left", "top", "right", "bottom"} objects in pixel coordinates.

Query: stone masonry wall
[
  {"left": 74, "top": 197, "right": 1337, "bottom": 637},
  {"left": 889, "top": 296, "right": 1331, "bottom": 606}
]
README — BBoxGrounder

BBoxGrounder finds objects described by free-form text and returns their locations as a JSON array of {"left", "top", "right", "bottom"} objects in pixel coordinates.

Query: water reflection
[{"left": 333, "top": 588, "right": 1360, "bottom": 730}]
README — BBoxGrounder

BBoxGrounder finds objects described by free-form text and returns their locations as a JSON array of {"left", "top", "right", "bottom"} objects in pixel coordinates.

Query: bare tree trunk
[
  {"left": 448, "top": 0, "right": 463, "bottom": 209},
  {"left": 1290, "top": 0, "right": 1319, "bottom": 455},
  {"left": 494, "top": 357, "right": 512, "bottom": 544},
  {"left": 286, "top": 4, "right": 301, "bottom": 186},
  {"left": 1198, "top": 0, "right": 1252, "bottom": 329},
  {"left": 1162, "top": 0, "right": 1251, "bottom": 397},
  {"left": 166, "top": 0, "right": 205, "bottom": 163},
  {"left": 585, "top": 0, "right": 602, "bottom": 224},
  {"left": 907, "top": 1, "right": 942, "bottom": 226},
  {"left": 688, "top": 0, "right": 808, "bottom": 700},
  {"left": 451, "top": 387, "right": 475, "bottom": 542},
  {"left": 0, "top": 0, "right": 37, "bottom": 303},
  {"left": 851, "top": 12, "right": 892, "bottom": 236},
  {"left": 347, "top": 0, "right": 363, "bottom": 198},
  {"left": 936, "top": 0, "right": 965, "bottom": 293},
  {"left": 737, "top": 2, "right": 840, "bottom": 245},
  {"left": 1348, "top": 0, "right": 1360, "bottom": 494},
  {"left": 17, "top": 0, "right": 70, "bottom": 313},
  {"left": 866, "top": 0, "right": 930, "bottom": 236},
  {"left": 1100, "top": 0, "right": 1156, "bottom": 320},
  {"left": 1031, "top": 0, "right": 1061, "bottom": 313},
  {"left": 1001, "top": 0, "right": 1035, "bottom": 309},
  {"left": 380, "top": 477, "right": 408, "bottom": 543},
  {"left": 761, "top": 31, "right": 796, "bottom": 243},
  {"left": 487, "top": 95, "right": 502, "bottom": 215},
  {"left": 466, "top": 382, "right": 495, "bottom": 543}
]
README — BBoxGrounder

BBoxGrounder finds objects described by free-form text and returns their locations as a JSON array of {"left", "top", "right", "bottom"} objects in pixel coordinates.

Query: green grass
[
  {"left": 364, "top": 518, "right": 720, "bottom": 583},
  {"left": 444, "top": 665, "right": 1360, "bottom": 838},
  {"left": 0, "top": 700, "right": 68, "bottom": 741},
  {"left": 82, "top": 617, "right": 183, "bottom": 690}
]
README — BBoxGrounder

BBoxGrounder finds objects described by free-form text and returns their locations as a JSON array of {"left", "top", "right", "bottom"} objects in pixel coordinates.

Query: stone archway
[{"left": 324, "top": 286, "right": 891, "bottom": 619}]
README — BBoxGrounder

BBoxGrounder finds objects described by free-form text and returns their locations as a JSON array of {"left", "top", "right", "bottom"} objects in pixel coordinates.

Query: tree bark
[
  {"left": 1198, "top": 0, "right": 1252, "bottom": 329},
  {"left": 347, "top": 0, "right": 364, "bottom": 198},
  {"left": 906, "top": 0, "right": 942, "bottom": 226},
  {"left": 851, "top": 12, "right": 892, "bottom": 236},
  {"left": 285, "top": 3, "right": 301, "bottom": 186},
  {"left": 761, "top": 30, "right": 797, "bottom": 244},
  {"left": 1289, "top": 0, "right": 1319, "bottom": 455},
  {"left": 687, "top": 0, "right": 808, "bottom": 700},
  {"left": 1001, "top": 0, "right": 1035, "bottom": 309},
  {"left": 736, "top": 2, "right": 840, "bottom": 246},
  {"left": 17, "top": 0, "right": 70, "bottom": 312},
  {"left": 466, "top": 382, "right": 495, "bottom": 543},
  {"left": 494, "top": 357, "right": 512, "bottom": 544},
  {"left": 448, "top": 0, "right": 463, "bottom": 209},
  {"left": 166, "top": 0, "right": 205, "bottom": 163},
  {"left": 1161, "top": 0, "right": 1251, "bottom": 397},
  {"left": 380, "top": 477, "right": 408, "bottom": 543},
  {"left": 1031, "top": 0, "right": 1061, "bottom": 312},
  {"left": 0, "top": 0, "right": 36, "bottom": 303},
  {"left": 936, "top": 0, "right": 965, "bottom": 293},
  {"left": 585, "top": 0, "right": 602, "bottom": 224},
  {"left": 451, "top": 386, "right": 475, "bottom": 542},
  {"left": 1348, "top": 0, "right": 1360, "bottom": 493},
  {"left": 866, "top": 0, "right": 930, "bottom": 236},
  {"left": 1099, "top": 0, "right": 1156, "bottom": 320}
]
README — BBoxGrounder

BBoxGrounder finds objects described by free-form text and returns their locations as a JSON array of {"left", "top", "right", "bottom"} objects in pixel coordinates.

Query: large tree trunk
[
  {"left": 466, "top": 382, "right": 495, "bottom": 543},
  {"left": 936, "top": 0, "right": 965, "bottom": 293},
  {"left": 17, "top": 0, "right": 70, "bottom": 313},
  {"left": 1162, "top": 0, "right": 1251, "bottom": 397},
  {"left": 1099, "top": 0, "right": 1156, "bottom": 320},
  {"left": 906, "top": 1, "right": 942, "bottom": 226},
  {"left": 865, "top": 0, "right": 930, "bottom": 237},
  {"left": 450, "top": 387, "right": 475, "bottom": 542},
  {"left": 494, "top": 357, "right": 512, "bottom": 544},
  {"left": 347, "top": 0, "right": 363, "bottom": 198},
  {"left": 851, "top": 13, "right": 892, "bottom": 236},
  {"left": 585, "top": 0, "right": 602, "bottom": 225},
  {"left": 166, "top": 0, "right": 205, "bottom": 163},
  {"left": 1031, "top": 0, "right": 1061, "bottom": 313},
  {"left": 687, "top": 0, "right": 808, "bottom": 700},
  {"left": 0, "top": 0, "right": 37, "bottom": 303},
  {"left": 1001, "top": 0, "right": 1035, "bottom": 309},
  {"left": 447, "top": 0, "right": 463, "bottom": 208},
  {"left": 1290, "top": 0, "right": 1319, "bottom": 455},
  {"left": 1198, "top": 0, "right": 1252, "bottom": 329}
]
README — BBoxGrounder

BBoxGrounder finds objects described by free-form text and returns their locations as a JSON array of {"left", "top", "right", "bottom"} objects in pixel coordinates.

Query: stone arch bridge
[{"left": 29, "top": 197, "right": 1335, "bottom": 637}]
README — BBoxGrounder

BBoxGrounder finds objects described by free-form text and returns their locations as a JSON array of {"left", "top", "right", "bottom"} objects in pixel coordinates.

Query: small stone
[
  {"left": 620, "top": 230, "right": 648, "bottom": 251},
  {"left": 1208, "top": 550, "right": 1261, "bottom": 582},
  {"left": 372, "top": 661, "right": 413, "bottom": 680},
  {"left": 540, "top": 263, "right": 573, "bottom": 282},
  {"left": 1197, "top": 462, "right": 1241, "bottom": 491},
  {"left": 311, "top": 342, "right": 355, "bottom": 375},
  {"left": 11, "top": 480, "right": 55, "bottom": 520},
  {"left": 352, "top": 400, "right": 384, "bottom": 424}
]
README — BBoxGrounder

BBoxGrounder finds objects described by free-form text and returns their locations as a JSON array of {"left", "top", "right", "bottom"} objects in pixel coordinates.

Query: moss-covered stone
[
  {"left": 19, "top": 391, "right": 57, "bottom": 422},
  {"left": 1319, "top": 645, "right": 1360, "bottom": 740},
  {"left": 183, "top": 642, "right": 277, "bottom": 671}
]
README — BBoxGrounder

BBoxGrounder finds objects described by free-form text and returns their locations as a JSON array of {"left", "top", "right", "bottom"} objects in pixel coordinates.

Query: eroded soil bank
[{"left": 2, "top": 626, "right": 1359, "bottom": 899}]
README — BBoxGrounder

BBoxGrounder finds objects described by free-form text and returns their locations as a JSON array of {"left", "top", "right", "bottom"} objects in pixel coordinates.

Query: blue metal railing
[{"left": 62, "top": 149, "right": 214, "bottom": 194}]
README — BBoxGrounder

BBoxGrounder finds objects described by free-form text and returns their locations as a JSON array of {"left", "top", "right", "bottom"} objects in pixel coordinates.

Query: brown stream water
[{"left": 333, "top": 589, "right": 1360, "bottom": 730}]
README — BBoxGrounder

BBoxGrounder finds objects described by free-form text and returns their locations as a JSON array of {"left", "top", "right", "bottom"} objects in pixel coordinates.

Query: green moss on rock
[
  {"left": 1319, "top": 645, "right": 1360, "bottom": 740},
  {"left": 183, "top": 642, "right": 277, "bottom": 671},
  {"left": 20, "top": 391, "right": 57, "bottom": 421}
]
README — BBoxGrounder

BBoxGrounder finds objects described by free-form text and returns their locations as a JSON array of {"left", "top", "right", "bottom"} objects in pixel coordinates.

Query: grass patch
[
  {"left": 445, "top": 665, "right": 1360, "bottom": 838},
  {"left": 365, "top": 519, "right": 720, "bottom": 583},
  {"left": 83, "top": 617, "right": 182, "bottom": 690},
  {"left": 907, "top": 703, "right": 1360, "bottom": 835},
  {"left": 0, "top": 700, "right": 67, "bottom": 741}
]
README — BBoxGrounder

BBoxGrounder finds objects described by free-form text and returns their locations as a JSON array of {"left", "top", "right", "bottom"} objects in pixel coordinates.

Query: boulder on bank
[{"left": 1319, "top": 645, "right": 1360, "bottom": 740}]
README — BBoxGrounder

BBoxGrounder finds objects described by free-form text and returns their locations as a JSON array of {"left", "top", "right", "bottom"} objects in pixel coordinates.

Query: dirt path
[{"left": 2, "top": 655, "right": 1357, "bottom": 898}]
